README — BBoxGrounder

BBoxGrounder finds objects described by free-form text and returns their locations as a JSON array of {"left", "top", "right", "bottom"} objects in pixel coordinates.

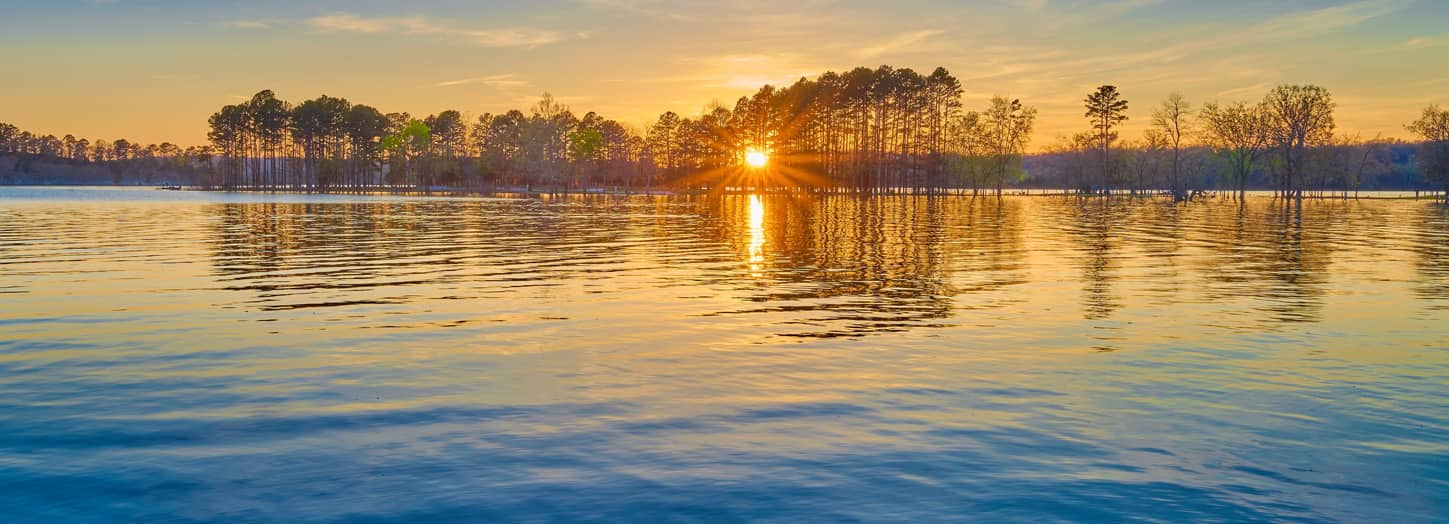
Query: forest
[{"left": 2, "top": 65, "right": 1447, "bottom": 199}]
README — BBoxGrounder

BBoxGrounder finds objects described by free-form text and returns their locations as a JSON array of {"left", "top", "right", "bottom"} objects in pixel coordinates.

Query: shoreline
[
  {"left": 171, "top": 186, "right": 1447, "bottom": 201},
  {"left": 2, "top": 184, "right": 1443, "bottom": 201}
]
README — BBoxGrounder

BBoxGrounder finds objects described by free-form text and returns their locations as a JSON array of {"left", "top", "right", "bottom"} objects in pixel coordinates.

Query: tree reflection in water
[{"left": 204, "top": 194, "right": 1433, "bottom": 343}]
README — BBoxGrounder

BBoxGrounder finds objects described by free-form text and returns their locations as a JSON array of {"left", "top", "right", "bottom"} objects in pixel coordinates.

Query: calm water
[{"left": 1, "top": 186, "right": 1446, "bottom": 522}]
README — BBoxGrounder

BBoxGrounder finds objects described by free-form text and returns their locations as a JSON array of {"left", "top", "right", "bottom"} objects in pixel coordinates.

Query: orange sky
[{"left": 2, "top": 0, "right": 1447, "bottom": 150}]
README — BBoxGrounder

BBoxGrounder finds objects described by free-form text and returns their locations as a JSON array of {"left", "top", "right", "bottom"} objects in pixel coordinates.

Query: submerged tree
[
  {"left": 1407, "top": 105, "right": 1449, "bottom": 199},
  {"left": 1151, "top": 93, "right": 1193, "bottom": 199},
  {"left": 981, "top": 96, "right": 1037, "bottom": 196},
  {"left": 1121, "top": 130, "right": 1168, "bottom": 194},
  {"left": 947, "top": 110, "right": 988, "bottom": 193},
  {"left": 1201, "top": 101, "right": 1271, "bottom": 201},
  {"left": 1084, "top": 85, "right": 1129, "bottom": 192},
  {"left": 1262, "top": 84, "right": 1335, "bottom": 199}
]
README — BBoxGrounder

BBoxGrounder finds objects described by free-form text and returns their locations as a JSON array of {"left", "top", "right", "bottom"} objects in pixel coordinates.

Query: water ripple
[{"left": 1, "top": 187, "right": 1446, "bottom": 522}]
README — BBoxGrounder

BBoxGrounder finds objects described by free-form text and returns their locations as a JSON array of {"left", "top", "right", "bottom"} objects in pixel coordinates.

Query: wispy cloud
[
  {"left": 514, "top": 94, "right": 598, "bottom": 107},
  {"left": 222, "top": 20, "right": 273, "bottom": 30},
  {"left": 307, "top": 13, "right": 564, "bottom": 48},
  {"left": 1248, "top": 0, "right": 1408, "bottom": 40},
  {"left": 647, "top": 53, "right": 821, "bottom": 92},
  {"left": 857, "top": 29, "right": 945, "bottom": 59},
  {"left": 435, "top": 74, "right": 531, "bottom": 88},
  {"left": 1408, "top": 77, "right": 1449, "bottom": 88},
  {"left": 1012, "top": 0, "right": 1048, "bottom": 12},
  {"left": 309, "top": 13, "right": 391, "bottom": 33},
  {"left": 580, "top": 0, "right": 848, "bottom": 33},
  {"left": 1044, "top": 0, "right": 1409, "bottom": 75},
  {"left": 1214, "top": 82, "right": 1273, "bottom": 99},
  {"left": 579, "top": 0, "right": 691, "bottom": 21},
  {"left": 1396, "top": 36, "right": 1448, "bottom": 49},
  {"left": 1023, "top": 0, "right": 1163, "bottom": 32},
  {"left": 1092, "top": 0, "right": 1165, "bottom": 18}
]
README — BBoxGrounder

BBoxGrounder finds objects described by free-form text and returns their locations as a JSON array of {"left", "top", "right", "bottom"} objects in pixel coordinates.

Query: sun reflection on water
[
  {"left": 2, "top": 189, "right": 1449, "bottom": 521},
  {"left": 748, "top": 194, "right": 765, "bottom": 276}
]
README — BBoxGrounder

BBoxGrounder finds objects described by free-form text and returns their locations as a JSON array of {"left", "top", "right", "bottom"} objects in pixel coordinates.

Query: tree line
[
  {"left": 1034, "top": 84, "right": 1449, "bottom": 200},
  {"left": 190, "top": 66, "right": 1039, "bottom": 195},
  {"left": 199, "top": 90, "right": 651, "bottom": 192},
  {"left": 3, "top": 65, "right": 1446, "bottom": 199},
  {"left": 0, "top": 122, "right": 214, "bottom": 183},
  {"left": 643, "top": 66, "right": 1036, "bottom": 195}
]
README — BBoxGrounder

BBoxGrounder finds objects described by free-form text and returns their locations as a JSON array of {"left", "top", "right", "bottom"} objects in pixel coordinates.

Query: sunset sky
[{"left": 2, "top": 0, "right": 1446, "bottom": 149}]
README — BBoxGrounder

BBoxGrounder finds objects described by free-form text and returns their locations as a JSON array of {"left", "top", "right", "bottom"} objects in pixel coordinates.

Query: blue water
[{"left": 1, "top": 187, "right": 1446, "bottom": 522}]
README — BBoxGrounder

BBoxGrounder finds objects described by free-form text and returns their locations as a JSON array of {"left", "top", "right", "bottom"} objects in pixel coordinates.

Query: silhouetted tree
[
  {"left": 425, "top": 110, "right": 467, "bottom": 186},
  {"left": 1201, "top": 101, "right": 1271, "bottom": 201},
  {"left": 291, "top": 95, "right": 350, "bottom": 189},
  {"left": 381, "top": 119, "right": 430, "bottom": 188},
  {"left": 648, "top": 111, "right": 684, "bottom": 184},
  {"left": 1262, "top": 84, "right": 1335, "bottom": 199},
  {"left": 1407, "top": 105, "right": 1449, "bottom": 199},
  {"left": 344, "top": 104, "right": 389, "bottom": 189},
  {"left": 1084, "top": 85, "right": 1129, "bottom": 192},
  {"left": 246, "top": 90, "right": 290, "bottom": 189},
  {"left": 1151, "top": 93, "right": 1192, "bottom": 199},
  {"left": 982, "top": 96, "right": 1037, "bottom": 196}
]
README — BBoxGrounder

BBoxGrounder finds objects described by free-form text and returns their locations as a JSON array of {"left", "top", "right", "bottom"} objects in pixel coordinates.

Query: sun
[{"left": 745, "top": 148, "right": 769, "bottom": 168}]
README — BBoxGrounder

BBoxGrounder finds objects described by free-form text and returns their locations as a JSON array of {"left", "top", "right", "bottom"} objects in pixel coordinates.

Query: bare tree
[
  {"left": 1201, "top": 101, "right": 1271, "bottom": 201},
  {"left": 1151, "top": 93, "right": 1192, "bottom": 200},
  {"left": 1262, "top": 85, "right": 1335, "bottom": 200},
  {"left": 1122, "top": 130, "right": 1167, "bottom": 195},
  {"left": 982, "top": 96, "right": 1037, "bottom": 196},
  {"left": 1407, "top": 105, "right": 1449, "bottom": 200}
]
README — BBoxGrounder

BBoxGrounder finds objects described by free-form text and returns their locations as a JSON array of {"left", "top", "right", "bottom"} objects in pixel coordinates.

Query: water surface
[{"left": 2, "top": 186, "right": 1446, "bottom": 522}]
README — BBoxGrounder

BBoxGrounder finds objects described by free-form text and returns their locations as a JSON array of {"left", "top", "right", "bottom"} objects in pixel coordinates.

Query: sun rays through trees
[
  {"left": 192, "top": 66, "right": 1039, "bottom": 195},
  {"left": 0, "top": 72, "right": 1444, "bottom": 198}
]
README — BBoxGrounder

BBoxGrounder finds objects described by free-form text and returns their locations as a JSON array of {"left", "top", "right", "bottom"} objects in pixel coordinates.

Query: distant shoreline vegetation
[{"left": 2, "top": 65, "right": 1447, "bottom": 199}]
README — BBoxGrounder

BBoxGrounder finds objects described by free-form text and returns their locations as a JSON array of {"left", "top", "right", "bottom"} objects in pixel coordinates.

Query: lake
[{"left": 1, "top": 186, "right": 1446, "bottom": 522}]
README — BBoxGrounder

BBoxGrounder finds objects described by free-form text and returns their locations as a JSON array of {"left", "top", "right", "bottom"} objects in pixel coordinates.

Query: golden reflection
[
  {"left": 180, "top": 195, "right": 1442, "bottom": 344},
  {"left": 748, "top": 194, "right": 765, "bottom": 275}
]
